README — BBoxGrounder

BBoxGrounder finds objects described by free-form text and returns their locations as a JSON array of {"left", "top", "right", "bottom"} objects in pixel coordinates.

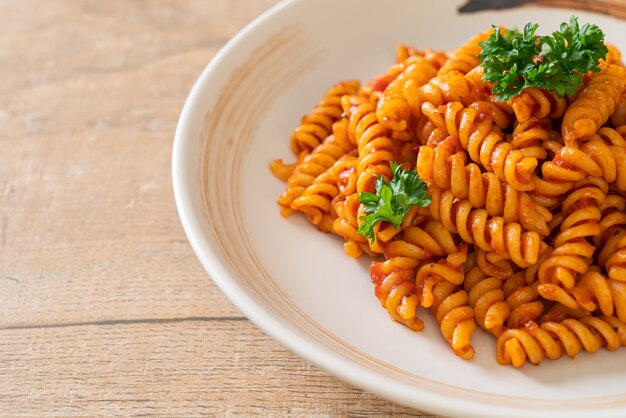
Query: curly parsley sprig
[
  {"left": 357, "top": 163, "right": 431, "bottom": 243},
  {"left": 478, "top": 16, "right": 608, "bottom": 101}
]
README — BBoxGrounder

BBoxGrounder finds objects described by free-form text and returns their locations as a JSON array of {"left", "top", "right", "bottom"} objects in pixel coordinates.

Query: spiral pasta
[
  {"left": 596, "top": 194, "right": 626, "bottom": 261},
  {"left": 343, "top": 99, "right": 400, "bottom": 194},
  {"left": 417, "top": 140, "right": 552, "bottom": 235},
  {"left": 567, "top": 269, "right": 626, "bottom": 321},
  {"left": 333, "top": 194, "right": 434, "bottom": 258},
  {"left": 423, "top": 101, "right": 538, "bottom": 191},
  {"left": 289, "top": 80, "right": 360, "bottom": 156},
  {"left": 438, "top": 29, "right": 493, "bottom": 77},
  {"left": 531, "top": 144, "right": 610, "bottom": 208},
  {"left": 365, "top": 48, "right": 449, "bottom": 110},
  {"left": 588, "top": 126, "right": 626, "bottom": 192},
  {"left": 277, "top": 119, "right": 354, "bottom": 215},
  {"left": 376, "top": 55, "right": 438, "bottom": 132},
  {"left": 395, "top": 29, "right": 497, "bottom": 123},
  {"left": 509, "top": 117, "right": 556, "bottom": 161},
  {"left": 415, "top": 248, "right": 476, "bottom": 359},
  {"left": 503, "top": 247, "right": 551, "bottom": 329},
  {"left": 539, "top": 302, "right": 590, "bottom": 325},
  {"left": 271, "top": 27, "right": 626, "bottom": 368},
  {"left": 601, "top": 228, "right": 626, "bottom": 281},
  {"left": 474, "top": 248, "right": 515, "bottom": 279},
  {"left": 465, "top": 263, "right": 510, "bottom": 336},
  {"left": 537, "top": 186, "right": 605, "bottom": 302},
  {"left": 496, "top": 316, "right": 626, "bottom": 367},
  {"left": 403, "top": 65, "right": 497, "bottom": 122},
  {"left": 428, "top": 188, "right": 542, "bottom": 267},
  {"left": 604, "top": 43, "right": 624, "bottom": 67},
  {"left": 396, "top": 30, "right": 496, "bottom": 122},
  {"left": 383, "top": 220, "right": 458, "bottom": 261},
  {"left": 290, "top": 152, "right": 358, "bottom": 232},
  {"left": 370, "top": 257, "right": 424, "bottom": 331},
  {"left": 508, "top": 88, "right": 567, "bottom": 124},
  {"left": 562, "top": 65, "right": 625, "bottom": 146},
  {"left": 505, "top": 276, "right": 544, "bottom": 330},
  {"left": 332, "top": 192, "right": 374, "bottom": 258},
  {"left": 611, "top": 93, "right": 626, "bottom": 127}
]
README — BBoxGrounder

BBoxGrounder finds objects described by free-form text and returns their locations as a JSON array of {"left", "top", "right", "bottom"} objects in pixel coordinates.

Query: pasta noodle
[
  {"left": 427, "top": 188, "right": 542, "bottom": 267},
  {"left": 343, "top": 98, "right": 398, "bottom": 193},
  {"left": 332, "top": 192, "right": 373, "bottom": 258},
  {"left": 416, "top": 140, "right": 552, "bottom": 235},
  {"left": 602, "top": 228, "right": 626, "bottom": 281},
  {"left": 289, "top": 80, "right": 360, "bottom": 156},
  {"left": 376, "top": 55, "right": 438, "bottom": 132},
  {"left": 270, "top": 25, "right": 626, "bottom": 366},
  {"left": 475, "top": 248, "right": 515, "bottom": 279},
  {"left": 397, "top": 29, "right": 497, "bottom": 125},
  {"left": 383, "top": 220, "right": 458, "bottom": 260},
  {"left": 537, "top": 185, "right": 605, "bottom": 300},
  {"left": 562, "top": 65, "right": 625, "bottom": 146},
  {"left": 508, "top": 88, "right": 567, "bottom": 124},
  {"left": 465, "top": 260, "right": 511, "bottom": 336},
  {"left": 504, "top": 247, "right": 550, "bottom": 329},
  {"left": 423, "top": 101, "right": 538, "bottom": 191},
  {"left": 371, "top": 257, "right": 424, "bottom": 331},
  {"left": 438, "top": 29, "right": 493, "bottom": 77},
  {"left": 275, "top": 119, "right": 354, "bottom": 216},
  {"left": 415, "top": 247, "right": 476, "bottom": 359},
  {"left": 509, "top": 117, "right": 555, "bottom": 161},
  {"left": 496, "top": 316, "right": 626, "bottom": 367},
  {"left": 402, "top": 66, "right": 496, "bottom": 122},
  {"left": 290, "top": 152, "right": 357, "bottom": 232},
  {"left": 571, "top": 269, "right": 626, "bottom": 321}
]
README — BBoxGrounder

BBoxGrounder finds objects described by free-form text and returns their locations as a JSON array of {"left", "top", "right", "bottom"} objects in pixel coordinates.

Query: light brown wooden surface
[{"left": 0, "top": 1, "right": 438, "bottom": 416}]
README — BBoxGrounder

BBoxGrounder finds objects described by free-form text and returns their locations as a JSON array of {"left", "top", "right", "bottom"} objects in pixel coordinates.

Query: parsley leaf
[
  {"left": 478, "top": 16, "right": 608, "bottom": 101},
  {"left": 357, "top": 162, "right": 431, "bottom": 243}
]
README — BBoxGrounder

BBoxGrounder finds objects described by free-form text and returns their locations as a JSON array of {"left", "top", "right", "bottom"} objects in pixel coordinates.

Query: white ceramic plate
[{"left": 172, "top": 1, "right": 626, "bottom": 416}]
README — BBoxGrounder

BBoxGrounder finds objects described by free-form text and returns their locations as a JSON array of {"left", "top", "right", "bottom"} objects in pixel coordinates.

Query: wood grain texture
[
  {"left": 0, "top": 0, "right": 436, "bottom": 416},
  {"left": 1, "top": 321, "right": 436, "bottom": 417}
]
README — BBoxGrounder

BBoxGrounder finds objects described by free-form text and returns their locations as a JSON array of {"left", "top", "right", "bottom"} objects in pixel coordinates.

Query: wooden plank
[
  {"left": 0, "top": 0, "right": 286, "bottom": 326},
  {"left": 0, "top": 320, "right": 435, "bottom": 417}
]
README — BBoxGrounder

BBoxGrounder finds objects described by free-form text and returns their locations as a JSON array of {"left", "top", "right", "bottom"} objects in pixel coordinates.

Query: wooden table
[{"left": 0, "top": 1, "right": 437, "bottom": 415}]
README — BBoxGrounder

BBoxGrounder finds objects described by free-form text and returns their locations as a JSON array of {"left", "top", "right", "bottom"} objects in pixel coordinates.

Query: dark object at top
[{"left": 459, "top": 0, "right": 530, "bottom": 13}]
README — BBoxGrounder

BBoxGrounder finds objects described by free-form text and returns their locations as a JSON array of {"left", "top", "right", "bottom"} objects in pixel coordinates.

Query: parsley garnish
[
  {"left": 478, "top": 16, "right": 608, "bottom": 101},
  {"left": 357, "top": 162, "right": 431, "bottom": 242}
]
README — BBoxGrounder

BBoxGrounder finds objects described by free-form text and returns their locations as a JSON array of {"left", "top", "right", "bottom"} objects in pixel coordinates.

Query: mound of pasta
[{"left": 270, "top": 17, "right": 626, "bottom": 367}]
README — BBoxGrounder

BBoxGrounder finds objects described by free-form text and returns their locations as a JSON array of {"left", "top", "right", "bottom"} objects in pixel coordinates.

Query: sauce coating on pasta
[{"left": 269, "top": 21, "right": 626, "bottom": 367}]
